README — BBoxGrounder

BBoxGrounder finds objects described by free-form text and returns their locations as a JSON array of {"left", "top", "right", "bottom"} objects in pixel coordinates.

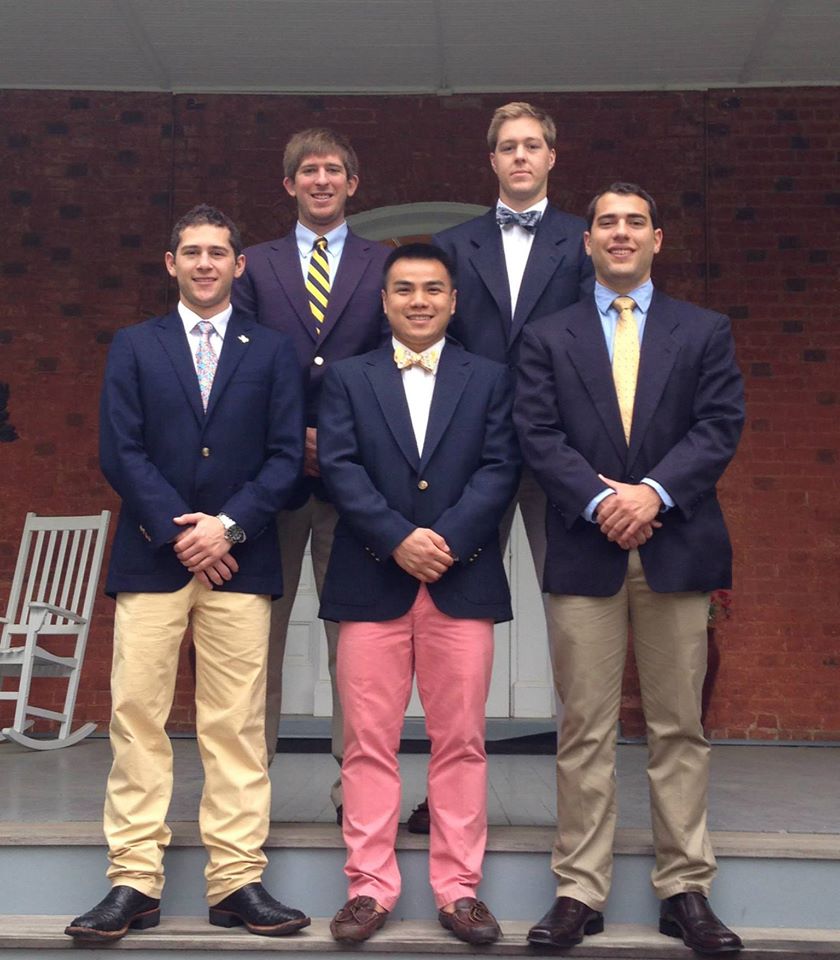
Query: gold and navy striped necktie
[{"left": 306, "top": 236, "right": 330, "bottom": 335}]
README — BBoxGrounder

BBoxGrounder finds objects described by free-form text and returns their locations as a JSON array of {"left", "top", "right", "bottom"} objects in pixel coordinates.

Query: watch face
[{"left": 226, "top": 524, "right": 245, "bottom": 544}]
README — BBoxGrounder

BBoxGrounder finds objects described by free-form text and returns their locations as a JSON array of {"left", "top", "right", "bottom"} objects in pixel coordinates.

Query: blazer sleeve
[
  {"left": 318, "top": 366, "right": 415, "bottom": 559},
  {"left": 645, "top": 313, "right": 745, "bottom": 518},
  {"left": 514, "top": 324, "right": 608, "bottom": 528},
  {"left": 99, "top": 328, "right": 192, "bottom": 548},
  {"left": 217, "top": 336, "right": 305, "bottom": 534},
  {"left": 432, "top": 366, "right": 521, "bottom": 560}
]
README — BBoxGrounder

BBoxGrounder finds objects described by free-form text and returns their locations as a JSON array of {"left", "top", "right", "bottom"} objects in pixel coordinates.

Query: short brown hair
[
  {"left": 169, "top": 204, "right": 243, "bottom": 258},
  {"left": 283, "top": 128, "right": 359, "bottom": 181},
  {"left": 487, "top": 101, "right": 556, "bottom": 152},
  {"left": 586, "top": 182, "right": 661, "bottom": 230}
]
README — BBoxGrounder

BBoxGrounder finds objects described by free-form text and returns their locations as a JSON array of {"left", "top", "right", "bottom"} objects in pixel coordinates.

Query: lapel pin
[{"left": 238, "top": 334, "right": 250, "bottom": 343}]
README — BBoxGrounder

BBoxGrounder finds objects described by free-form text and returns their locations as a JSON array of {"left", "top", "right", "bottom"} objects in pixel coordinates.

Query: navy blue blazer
[
  {"left": 433, "top": 205, "right": 593, "bottom": 366},
  {"left": 514, "top": 290, "right": 745, "bottom": 597},
  {"left": 318, "top": 342, "right": 521, "bottom": 623},
  {"left": 232, "top": 227, "right": 389, "bottom": 507},
  {"left": 99, "top": 309, "right": 305, "bottom": 598}
]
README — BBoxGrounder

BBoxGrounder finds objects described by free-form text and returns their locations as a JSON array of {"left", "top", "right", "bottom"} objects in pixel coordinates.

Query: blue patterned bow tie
[{"left": 495, "top": 206, "right": 542, "bottom": 231}]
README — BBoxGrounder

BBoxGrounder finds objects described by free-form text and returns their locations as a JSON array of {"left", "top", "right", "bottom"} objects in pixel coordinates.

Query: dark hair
[
  {"left": 169, "top": 204, "right": 243, "bottom": 257},
  {"left": 382, "top": 243, "right": 456, "bottom": 287},
  {"left": 283, "top": 127, "right": 359, "bottom": 180},
  {"left": 586, "top": 182, "right": 661, "bottom": 230},
  {"left": 487, "top": 101, "right": 556, "bottom": 151}
]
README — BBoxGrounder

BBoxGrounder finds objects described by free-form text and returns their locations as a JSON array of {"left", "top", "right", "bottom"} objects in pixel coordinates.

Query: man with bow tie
[
  {"left": 316, "top": 244, "right": 520, "bottom": 945},
  {"left": 429, "top": 106, "right": 592, "bottom": 831},
  {"left": 66, "top": 205, "right": 308, "bottom": 943}
]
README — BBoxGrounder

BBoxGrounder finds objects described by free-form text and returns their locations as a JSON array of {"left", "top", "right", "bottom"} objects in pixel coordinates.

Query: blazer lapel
[
  {"left": 267, "top": 233, "right": 315, "bottom": 341},
  {"left": 364, "top": 348, "right": 420, "bottom": 469},
  {"left": 511, "top": 206, "right": 571, "bottom": 344},
  {"left": 155, "top": 311, "right": 205, "bottom": 426},
  {"left": 203, "top": 311, "right": 254, "bottom": 419},
  {"left": 467, "top": 209, "right": 512, "bottom": 324},
  {"left": 419, "top": 344, "right": 471, "bottom": 470},
  {"left": 319, "top": 230, "right": 372, "bottom": 342},
  {"left": 627, "top": 291, "right": 679, "bottom": 462},
  {"left": 565, "top": 304, "right": 628, "bottom": 462}
]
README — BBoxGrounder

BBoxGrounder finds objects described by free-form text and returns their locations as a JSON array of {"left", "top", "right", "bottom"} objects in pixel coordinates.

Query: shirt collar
[
  {"left": 392, "top": 336, "right": 446, "bottom": 358},
  {"left": 178, "top": 301, "right": 232, "bottom": 338},
  {"left": 295, "top": 220, "right": 348, "bottom": 260},
  {"left": 594, "top": 279, "right": 654, "bottom": 316}
]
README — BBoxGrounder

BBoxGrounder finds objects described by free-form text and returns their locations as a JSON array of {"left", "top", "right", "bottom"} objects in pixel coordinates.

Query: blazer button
[
  {"left": 201, "top": 447, "right": 211, "bottom": 458},
  {"left": 313, "top": 356, "right": 325, "bottom": 366},
  {"left": 417, "top": 480, "right": 429, "bottom": 491}
]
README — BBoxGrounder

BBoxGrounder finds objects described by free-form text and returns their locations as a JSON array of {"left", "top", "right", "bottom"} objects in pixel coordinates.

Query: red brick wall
[{"left": 1, "top": 88, "right": 838, "bottom": 739}]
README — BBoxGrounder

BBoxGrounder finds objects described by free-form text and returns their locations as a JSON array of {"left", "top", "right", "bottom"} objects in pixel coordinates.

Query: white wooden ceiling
[{"left": 1, "top": 0, "right": 838, "bottom": 94}]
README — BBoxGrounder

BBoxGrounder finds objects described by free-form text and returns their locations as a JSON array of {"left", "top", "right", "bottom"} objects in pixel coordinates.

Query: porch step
[
  {"left": 2, "top": 916, "right": 840, "bottom": 958},
  {"left": 2, "top": 823, "right": 839, "bottom": 932}
]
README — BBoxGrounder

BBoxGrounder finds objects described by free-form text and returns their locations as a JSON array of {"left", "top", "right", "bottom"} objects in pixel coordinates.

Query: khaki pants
[
  {"left": 546, "top": 549, "right": 716, "bottom": 909},
  {"left": 104, "top": 582, "right": 271, "bottom": 904},
  {"left": 264, "top": 496, "right": 342, "bottom": 808}
]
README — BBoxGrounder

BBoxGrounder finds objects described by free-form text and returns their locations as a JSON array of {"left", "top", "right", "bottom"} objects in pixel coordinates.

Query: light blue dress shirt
[{"left": 295, "top": 220, "right": 348, "bottom": 281}]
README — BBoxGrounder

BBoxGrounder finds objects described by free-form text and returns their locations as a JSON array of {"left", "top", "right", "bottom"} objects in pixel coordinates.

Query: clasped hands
[
  {"left": 595, "top": 474, "right": 662, "bottom": 549},
  {"left": 172, "top": 512, "right": 238, "bottom": 589},
  {"left": 393, "top": 527, "right": 454, "bottom": 583}
]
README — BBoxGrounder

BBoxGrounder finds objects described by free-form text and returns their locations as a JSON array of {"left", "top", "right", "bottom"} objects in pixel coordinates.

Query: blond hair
[{"left": 487, "top": 102, "right": 556, "bottom": 151}]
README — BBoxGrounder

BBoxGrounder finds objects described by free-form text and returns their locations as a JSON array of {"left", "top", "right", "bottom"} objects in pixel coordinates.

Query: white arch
[{"left": 348, "top": 201, "right": 488, "bottom": 242}]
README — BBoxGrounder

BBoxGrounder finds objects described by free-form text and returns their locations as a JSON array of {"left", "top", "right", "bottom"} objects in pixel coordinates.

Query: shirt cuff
[
  {"left": 641, "top": 478, "right": 673, "bottom": 511},
  {"left": 584, "top": 489, "right": 614, "bottom": 523}
]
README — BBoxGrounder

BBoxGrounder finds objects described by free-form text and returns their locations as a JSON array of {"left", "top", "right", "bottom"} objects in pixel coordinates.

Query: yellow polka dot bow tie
[{"left": 393, "top": 344, "right": 440, "bottom": 374}]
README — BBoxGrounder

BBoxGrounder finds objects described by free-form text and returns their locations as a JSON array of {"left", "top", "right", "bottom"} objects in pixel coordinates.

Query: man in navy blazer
[
  {"left": 66, "top": 206, "right": 308, "bottom": 943},
  {"left": 430, "top": 107, "right": 592, "bottom": 823},
  {"left": 515, "top": 184, "right": 744, "bottom": 953},
  {"left": 318, "top": 244, "right": 520, "bottom": 945},
  {"left": 232, "top": 129, "right": 389, "bottom": 806}
]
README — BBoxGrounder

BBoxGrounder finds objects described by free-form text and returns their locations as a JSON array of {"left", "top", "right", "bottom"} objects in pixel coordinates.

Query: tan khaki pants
[{"left": 546, "top": 549, "right": 716, "bottom": 909}]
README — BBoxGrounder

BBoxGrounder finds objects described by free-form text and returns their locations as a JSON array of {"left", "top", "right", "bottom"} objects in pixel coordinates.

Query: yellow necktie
[
  {"left": 612, "top": 296, "right": 639, "bottom": 443},
  {"left": 306, "top": 236, "right": 330, "bottom": 335}
]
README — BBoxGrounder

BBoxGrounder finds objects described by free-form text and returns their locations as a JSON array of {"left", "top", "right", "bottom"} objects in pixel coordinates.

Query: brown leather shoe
[
  {"left": 439, "top": 897, "right": 501, "bottom": 944},
  {"left": 527, "top": 896, "right": 604, "bottom": 947},
  {"left": 406, "top": 797, "right": 430, "bottom": 834},
  {"left": 330, "top": 896, "right": 388, "bottom": 943},
  {"left": 660, "top": 893, "right": 742, "bottom": 954}
]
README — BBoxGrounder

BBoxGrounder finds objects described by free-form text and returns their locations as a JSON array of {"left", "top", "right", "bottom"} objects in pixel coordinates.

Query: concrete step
[
  {"left": 2, "top": 916, "right": 840, "bottom": 959},
  {"left": 1, "top": 822, "right": 839, "bottom": 934}
]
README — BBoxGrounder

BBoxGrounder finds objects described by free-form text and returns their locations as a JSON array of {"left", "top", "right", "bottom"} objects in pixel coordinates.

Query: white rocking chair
[{"left": 0, "top": 511, "right": 110, "bottom": 749}]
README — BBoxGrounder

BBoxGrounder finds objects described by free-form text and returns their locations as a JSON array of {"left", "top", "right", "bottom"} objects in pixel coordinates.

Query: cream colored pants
[{"left": 104, "top": 581, "right": 271, "bottom": 904}]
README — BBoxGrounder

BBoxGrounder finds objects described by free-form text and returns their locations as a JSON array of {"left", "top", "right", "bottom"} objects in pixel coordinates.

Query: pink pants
[{"left": 337, "top": 584, "right": 494, "bottom": 910}]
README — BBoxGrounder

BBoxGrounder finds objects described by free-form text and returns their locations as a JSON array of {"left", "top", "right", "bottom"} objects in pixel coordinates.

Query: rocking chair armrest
[{"left": 27, "top": 602, "right": 86, "bottom": 624}]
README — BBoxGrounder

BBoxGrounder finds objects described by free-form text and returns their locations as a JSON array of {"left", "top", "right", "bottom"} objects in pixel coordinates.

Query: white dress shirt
[
  {"left": 498, "top": 196, "right": 548, "bottom": 316},
  {"left": 393, "top": 336, "right": 445, "bottom": 457}
]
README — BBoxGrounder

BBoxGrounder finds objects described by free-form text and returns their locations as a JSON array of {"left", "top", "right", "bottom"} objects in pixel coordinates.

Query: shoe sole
[
  {"left": 660, "top": 917, "right": 743, "bottom": 954},
  {"left": 64, "top": 908, "right": 160, "bottom": 941},
  {"left": 527, "top": 914, "right": 604, "bottom": 947},
  {"left": 209, "top": 909, "right": 311, "bottom": 937}
]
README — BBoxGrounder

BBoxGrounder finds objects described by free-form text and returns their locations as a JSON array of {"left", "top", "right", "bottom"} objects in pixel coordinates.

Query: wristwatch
[{"left": 217, "top": 513, "right": 246, "bottom": 544}]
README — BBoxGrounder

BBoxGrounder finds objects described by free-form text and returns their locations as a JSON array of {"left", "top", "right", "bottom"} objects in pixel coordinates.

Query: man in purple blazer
[
  {"left": 515, "top": 183, "right": 744, "bottom": 954},
  {"left": 232, "top": 129, "right": 389, "bottom": 817}
]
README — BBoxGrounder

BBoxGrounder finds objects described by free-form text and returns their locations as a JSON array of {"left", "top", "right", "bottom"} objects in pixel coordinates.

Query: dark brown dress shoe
[
  {"left": 527, "top": 895, "right": 604, "bottom": 947},
  {"left": 330, "top": 895, "right": 388, "bottom": 942},
  {"left": 209, "top": 881, "right": 310, "bottom": 936},
  {"left": 406, "top": 797, "right": 431, "bottom": 834},
  {"left": 64, "top": 885, "right": 160, "bottom": 942},
  {"left": 439, "top": 897, "right": 502, "bottom": 944},
  {"left": 660, "top": 892, "right": 743, "bottom": 954}
]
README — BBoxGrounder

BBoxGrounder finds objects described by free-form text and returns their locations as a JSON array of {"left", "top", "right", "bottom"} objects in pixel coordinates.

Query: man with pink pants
[{"left": 317, "top": 244, "right": 520, "bottom": 945}]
